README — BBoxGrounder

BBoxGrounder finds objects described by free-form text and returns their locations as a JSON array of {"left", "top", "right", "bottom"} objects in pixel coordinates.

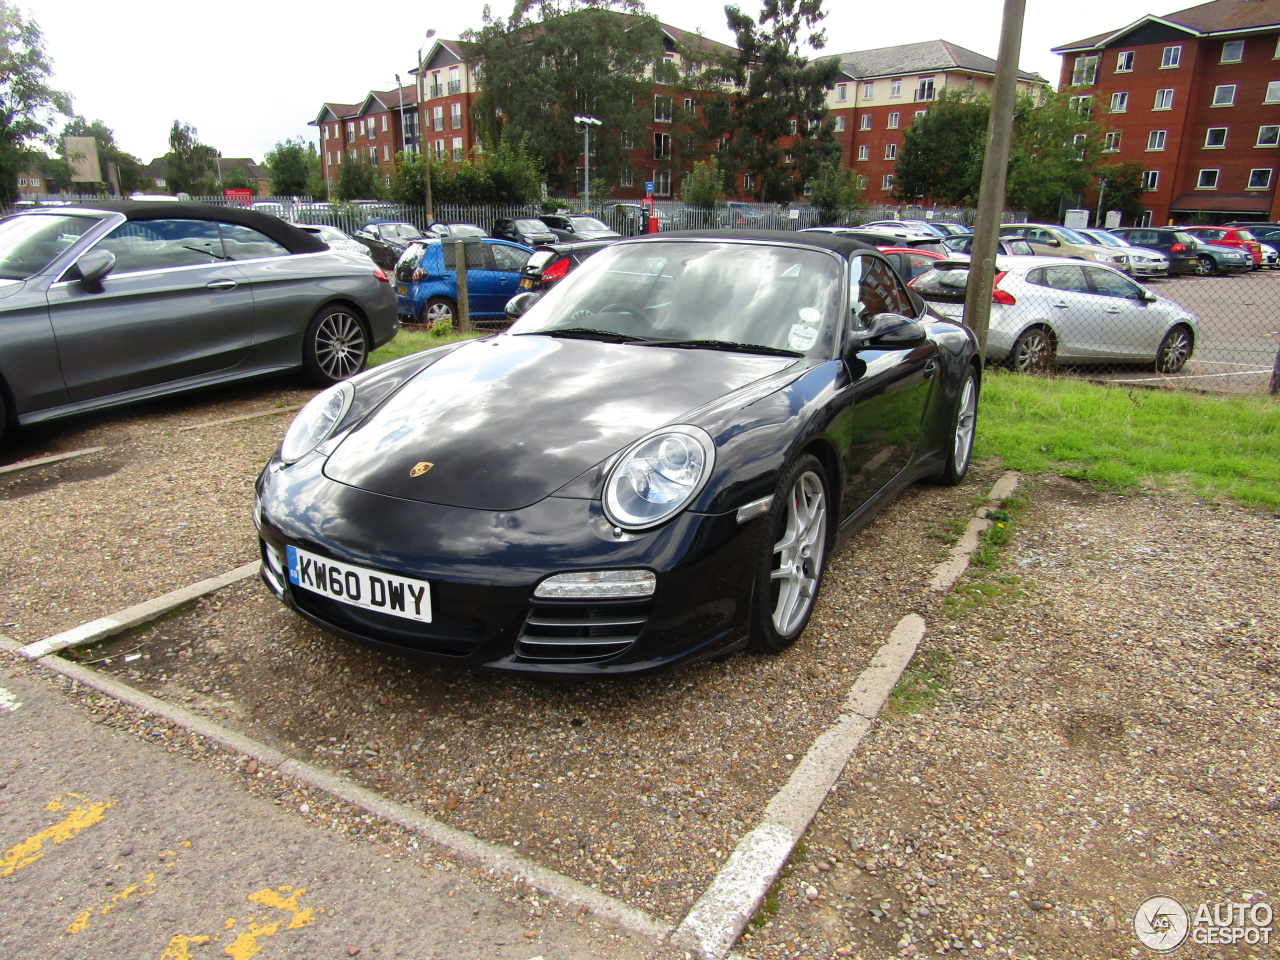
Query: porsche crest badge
[{"left": 410, "top": 461, "right": 434, "bottom": 478}]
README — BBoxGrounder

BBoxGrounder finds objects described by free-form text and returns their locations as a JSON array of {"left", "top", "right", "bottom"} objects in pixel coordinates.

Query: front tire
[
  {"left": 422, "top": 296, "right": 456, "bottom": 327},
  {"left": 749, "top": 454, "right": 830, "bottom": 653},
  {"left": 1009, "top": 326, "right": 1056, "bottom": 374},
  {"left": 1155, "top": 324, "right": 1194, "bottom": 374},
  {"left": 303, "top": 305, "right": 369, "bottom": 387},
  {"left": 1194, "top": 255, "right": 1215, "bottom": 277},
  {"left": 938, "top": 370, "right": 979, "bottom": 486}
]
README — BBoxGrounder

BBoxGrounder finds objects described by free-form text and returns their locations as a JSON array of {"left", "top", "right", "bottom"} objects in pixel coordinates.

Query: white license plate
[{"left": 286, "top": 546, "right": 431, "bottom": 623}]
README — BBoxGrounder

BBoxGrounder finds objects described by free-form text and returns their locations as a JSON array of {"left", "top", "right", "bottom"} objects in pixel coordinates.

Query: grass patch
[
  {"left": 887, "top": 647, "right": 954, "bottom": 715},
  {"left": 369, "top": 326, "right": 488, "bottom": 367},
  {"left": 943, "top": 575, "right": 1030, "bottom": 617},
  {"left": 975, "top": 371, "right": 1280, "bottom": 511}
]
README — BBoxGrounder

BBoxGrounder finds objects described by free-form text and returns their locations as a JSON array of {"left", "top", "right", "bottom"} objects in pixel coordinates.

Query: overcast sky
[{"left": 28, "top": 0, "right": 1170, "bottom": 163}]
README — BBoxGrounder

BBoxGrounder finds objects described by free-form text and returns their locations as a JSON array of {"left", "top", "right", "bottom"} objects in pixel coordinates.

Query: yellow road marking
[
  {"left": 223, "top": 887, "right": 316, "bottom": 959},
  {"left": 159, "top": 934, "right": 212, "bottom": 959},
  {"left": 0, "top": 793, "right": 115, "bottom": 878},
  {"left": 67, "top": 872, "right": 157, "bottom": 933}
]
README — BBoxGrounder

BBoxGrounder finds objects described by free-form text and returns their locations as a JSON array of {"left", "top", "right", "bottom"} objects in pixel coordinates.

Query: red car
[
  {"left": 879, "top": 247, "right": 946, "bottom": 283},
  {"left": 1181, "top": 226, "right": 1263, "bottom": 268}
]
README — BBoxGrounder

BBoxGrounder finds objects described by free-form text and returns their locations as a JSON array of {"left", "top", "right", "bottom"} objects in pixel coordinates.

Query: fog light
[{"left": 534, "top": 570, "right": 656, "bottom": 599}]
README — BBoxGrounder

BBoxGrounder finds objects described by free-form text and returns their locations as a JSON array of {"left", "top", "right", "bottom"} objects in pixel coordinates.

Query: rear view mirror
[{"left": 505, "top": 291, "right": 542, "bottom": 321}]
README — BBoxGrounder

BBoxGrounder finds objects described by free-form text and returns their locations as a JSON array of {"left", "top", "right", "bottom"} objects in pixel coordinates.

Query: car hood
[{"left": 322, "top": 334, "right": 796, "bottom": 510}]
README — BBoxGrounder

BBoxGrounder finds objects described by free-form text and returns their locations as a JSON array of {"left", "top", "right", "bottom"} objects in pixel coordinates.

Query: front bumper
[{"left": 254, "top": 461, "right": 761, "bottom": 676}]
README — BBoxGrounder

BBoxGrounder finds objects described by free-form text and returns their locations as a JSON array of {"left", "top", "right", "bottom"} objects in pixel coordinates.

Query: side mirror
[
  {"left": 505, "top": 290, "right": 542, "bottom": 321},
  {"left": 1142, "top": 289, "right": 1158, "bottom": 303},
  {"left": 1044, "top": 238, "right": 1062, "bottom": 247},
  {"left": 73, "top": 249, "right": 116, "bottom": 286},
  {"left": 851, "top": 312, "right": 927, "bottom": 350}
]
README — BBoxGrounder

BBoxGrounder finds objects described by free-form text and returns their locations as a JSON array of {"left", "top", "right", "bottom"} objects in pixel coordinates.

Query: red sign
[{"left": 224, "top": 188, "right": 253, "bottom": 206}]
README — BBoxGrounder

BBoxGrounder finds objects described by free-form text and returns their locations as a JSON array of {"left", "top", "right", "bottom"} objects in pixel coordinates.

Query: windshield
[
  {"left": 508, "top": 240, "right": 842, "bottom": 357},
  {"left": 516, "top": 219, "right": 550, "bottom": 232},
  {"left": 1236, "top": 229, "right": 1258, "bottom": 241},
  {"left": 571, "top": 217, "right": 610, "bottom": 232},
  {"left": 0, "top": 213, "right": 102, "bottom": 280},
  {"left": 1087, "top": 231, "right": 1127, "bottom": 248}
]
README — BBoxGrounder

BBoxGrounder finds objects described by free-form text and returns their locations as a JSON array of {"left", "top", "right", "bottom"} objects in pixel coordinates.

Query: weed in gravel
[
  {"left": 887, "top": 648, "right": 953, "bottom": 715},
  {"left": 943, "top": 576, "right": 1029, "bottom": 617}
]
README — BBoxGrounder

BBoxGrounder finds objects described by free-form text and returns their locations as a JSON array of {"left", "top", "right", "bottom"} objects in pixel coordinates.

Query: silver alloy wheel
[
  {"left": 1012, "top": 328, "right": 1053, "bottom": 373},
  {"left": 953, "top": 376, "right": 977, "bottom": 472},
  {"left": 1194, "top": 255, "right": 1215, "bottom": 276},
  {"left": 424, "top": 300, "right": 454, "bottom": 324},
  {"left": 1156, "top": 326, "right": 1193, "bottom": 374},
  {"left": 770, "top": 469, "right": 828, "bottom": 635},
  {"left": 314, "top": 310, "right": 367, "bottom": 381}
]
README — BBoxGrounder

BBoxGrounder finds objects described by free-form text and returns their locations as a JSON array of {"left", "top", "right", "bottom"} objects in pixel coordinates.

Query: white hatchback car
[{"left": 910, "top": 257, "right": 1199, "bottom": 374}]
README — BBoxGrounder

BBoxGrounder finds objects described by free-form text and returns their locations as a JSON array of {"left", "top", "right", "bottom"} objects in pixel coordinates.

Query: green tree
[
  {"left": 217, "top": 167, "right": 252, "bottom": 191},
  {"left": 57, "top": 117, "right": 146, "bottom": 195},
  {"left": 466, "top": 1, "right": 668, "bottom": 195},
  {"left": 705, "top": 0, "right": 841, "bottom": 202},
  {"left": 1094, "top": 160, "right": 1146, "bottom": 226},
  {"left": 682, "top": 156, "right": 726, "bottom": 208},
  {"left": 265, "top": 137, "right": 320, "bottom": 196},
  {"left": 892, "top": 89, "right": 988, "bottom": 205},
  {"left": 1006, "top": 89, "right": 1100, "bottom": 221},
  {"left": 336, "top": 155, "right": 383, "bottom": 200},
  {"left": 807, "top": 159, "right": 862, "bottom": 225},
  {"left": 0, "top": 2, "right": 72, "bottom": 205},
  {"left": 163, "top": 120, "right": 217, "bottom": 194},
  {"left": 483, "top": 135, "right": 544, "bottom": 203},
  {"left": 389, "top": 150, "right": 430, "bottom": 205}
]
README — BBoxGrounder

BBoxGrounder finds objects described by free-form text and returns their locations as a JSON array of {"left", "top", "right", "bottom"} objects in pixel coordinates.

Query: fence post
[
  {"left": 454, "top": 238, "right": 473, "bottom": 334},
  {"left": 1270, "top": 340, "right": 1279, "bottom": 396}
]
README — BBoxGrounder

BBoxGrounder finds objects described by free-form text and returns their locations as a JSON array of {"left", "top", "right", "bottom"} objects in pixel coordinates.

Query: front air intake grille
[{"left": 515, "top": 599, "right": 651, "bottom": 663}]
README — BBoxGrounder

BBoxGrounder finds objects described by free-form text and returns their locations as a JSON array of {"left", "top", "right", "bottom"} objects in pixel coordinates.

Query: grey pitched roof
[
  {"left": 1055, "top": 0, "right": 1280, "bottom": 53},
  {"left": 827, "top": 39, "right": 1045, "bottom": 84}
]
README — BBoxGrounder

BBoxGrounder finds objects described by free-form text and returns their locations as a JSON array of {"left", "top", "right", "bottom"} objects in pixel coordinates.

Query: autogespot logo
[{"left": 1134, "top": 896, "right": 1190, "bottom": 952}]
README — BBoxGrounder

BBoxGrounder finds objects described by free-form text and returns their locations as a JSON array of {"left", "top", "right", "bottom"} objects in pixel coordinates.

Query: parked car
[
  {"left": 940, "top": 234, "right": 1037, "bottom": 257},
  {"left": 1180, "top": 226, "right": 1264, "bottom": 269},
  {"left": 255, "top": 230, "right": 981, "bottom": 676},
  {"left": 491, "top": 217, "right": 558, "bottom": 248},
  {"left": 910, "top": 256, "right": 1198, "bottom": 374},
  {"left": 1110, "top": 227, "right": 1250, "bottom": 276},
  {"left": 427, "top": 222, "right": 489, "bottom": 239},
  {"left": 514, "top": 238, "right": 619, "bottom": 295},
  {"left": 863, "top": 219, "right": 951, "bottom": 238},
  {"left": 927, "top": 222, "right": 973, "bottom": 237},
  {"left": 1073, "top": 228, "right": 1170, "bottom": 278},
  {"left": 0, "top": 200, "right": 398, "bottom": 443},
  {"left": 538, "top": 214, "right": 622, "bottom": 242},
  {"left": 999, "top": 223, "right": 1131, "bottom": 271},
  {"left": 1260, "top": 242, "right": 1280, "bottom": 269},
  {"left": 352, "top": 220, "right": 426, "bottom": 270},
  {"left": 392, "top": 237, "right": 532, "bottom": 325},
  {"left": 801, "top": 227, "right": 946, "bottom": 253},
  {"left": 290, "top": 222, "right": 372, "bottom": 259},
  {"left": 1226, "top": 222, "right": 1280, "bottom": 245},
  {"left": 878, "top": 246, "right": 946, "bottom": 283}
]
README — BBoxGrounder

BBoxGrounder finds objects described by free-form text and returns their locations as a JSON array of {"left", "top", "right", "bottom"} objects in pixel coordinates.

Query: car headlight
[
  {"left": 603, "top": 425, "right": 715, "bottom": 530},
  {"left": 279, "top": 382, "right": 354, "bottom": 464}
]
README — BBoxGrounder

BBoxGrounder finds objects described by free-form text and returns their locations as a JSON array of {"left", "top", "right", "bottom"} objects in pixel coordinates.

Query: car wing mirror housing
[
  {"left": 505, "top": 290, "right": 542, "bottom": 321},
  {"left": 850, "top": 312, "right": 927, "bottom": 351},
  {"left": 72, "top": 249, "right": 116, "bottom": 287}
]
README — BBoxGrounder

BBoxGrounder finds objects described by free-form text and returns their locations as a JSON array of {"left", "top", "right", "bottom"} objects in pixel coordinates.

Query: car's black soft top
[
  {"left": 632, "top": 228, "right": 879, "bottom": 260},
  {"left": 47, "top": 200, "right": 329, "bottom": 255}
]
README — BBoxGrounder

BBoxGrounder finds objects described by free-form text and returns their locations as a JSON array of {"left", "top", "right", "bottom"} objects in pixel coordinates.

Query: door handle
[
  {"left": 1053, "top": 301, "right": 1069, "bottom": 308},
  {"left": 206, "top": 279, "right": 238, "bottom": 290},
  {"left": 1106, "top": 307, "right": 1122, "bottom": 314},
  {"left": 924, "top": 359, "right": 938, "bottom": 379}
]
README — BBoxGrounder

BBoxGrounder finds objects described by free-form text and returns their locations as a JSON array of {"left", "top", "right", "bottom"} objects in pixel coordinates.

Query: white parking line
[
  {"left": 177, "top": 405, "right": 303, "bottom": 432},
  {"left": 0, "top": 447, "right": 105, "bottom": 476}
]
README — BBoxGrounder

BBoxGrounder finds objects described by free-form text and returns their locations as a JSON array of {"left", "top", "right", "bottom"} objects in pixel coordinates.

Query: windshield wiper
[
  {"left": 640, "top": 338, "right": 800, "bottom": 357},
  {"left": 532, "top": 327, "right": 650, "bottom": 343}
]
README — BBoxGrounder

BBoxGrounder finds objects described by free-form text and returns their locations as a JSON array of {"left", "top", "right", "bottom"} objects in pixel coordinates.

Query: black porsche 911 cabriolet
[{"left": 255, "top": 230, "right": 980, "bottom": 676}]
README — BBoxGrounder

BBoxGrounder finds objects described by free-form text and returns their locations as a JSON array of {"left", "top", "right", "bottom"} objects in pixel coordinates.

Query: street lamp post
[
  {"left": 395, "top": 73, "right": 407, "bottom": 158},
  {"left": 417, "top": 29, "right": 437, "bottom": 221},
  {"left": 574, "top": 115, "right": 601, "bottom": 214}
]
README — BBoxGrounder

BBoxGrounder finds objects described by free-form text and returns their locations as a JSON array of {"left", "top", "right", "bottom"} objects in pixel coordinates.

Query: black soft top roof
[
  {"left": 46, "top": 200, "right": 329, "bottom": 255},
  {"left": 628, "top": 228, "right": 880, "bottom": 260}
]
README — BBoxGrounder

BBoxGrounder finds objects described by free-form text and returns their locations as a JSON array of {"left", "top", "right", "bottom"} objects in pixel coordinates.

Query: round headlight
[
  {"left": 279, "top": 382, "right": 354, "bottom": 464},
  {"left": 603, "top": 425, "right": 715, "bottom": 530}
]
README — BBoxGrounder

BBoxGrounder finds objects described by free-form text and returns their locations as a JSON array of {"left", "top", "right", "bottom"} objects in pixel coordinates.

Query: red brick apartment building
[
  {"left": 1054, "top": 0, "right": 1280, "bottom": 225},
  {"left": 314, "top": 82, "right": 420, "bottom": 190}
]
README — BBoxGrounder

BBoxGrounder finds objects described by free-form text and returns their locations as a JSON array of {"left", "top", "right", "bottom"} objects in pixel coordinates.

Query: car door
[
  {"left": 44, "top": 217, "right": 255, "bottom": 403},
  {"left": 836, "top": 254, "right": 939, "bottom": 512},
  {"left": 1025, "top": 263, "right": 1096, "bottom": 359},
  {"left": 1081, "top": 266, "right": 1166, "bottom": 359},
  {"left": 485, "top": 242, "right": 532, "bottom": 315}
]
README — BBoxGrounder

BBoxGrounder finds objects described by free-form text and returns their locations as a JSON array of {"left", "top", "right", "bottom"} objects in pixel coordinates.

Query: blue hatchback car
[{"left": 393, "top": 237, "right": 533, "bottom": 325}]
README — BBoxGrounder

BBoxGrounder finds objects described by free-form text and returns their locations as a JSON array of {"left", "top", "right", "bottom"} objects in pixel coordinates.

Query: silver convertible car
[{"left": 0, "top": 201, "right": 399, "bottom": 443}]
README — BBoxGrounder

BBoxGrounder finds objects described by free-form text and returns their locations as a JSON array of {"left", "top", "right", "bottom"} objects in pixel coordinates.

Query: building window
[
  {"left": 382, "top": 115, "right": 388, "bottom": 131},
  {"left": 1259, "top": 124, "right": 1280, "bottom": 146},
  {"left": 1103, "top": 131, "right": 1121, "bottom": 152},
  {"left": 684, "top": 97, "right": 694, "bottom": 114},
  {"left": 654, "top": 96, "right": 672, "bottom": 122},
  {"left": 383, "top": 145, "right": 390, "bottom": 161},
  {"left": 1154, "top": 88, "right": 1174, "bottom": 110},
  {"left": 743, "top": 173, "right": 755, "bottom": 191},
  {"left": 653, "top": 132, "right": 671, "bottom": 159},
  {"left": 789, "top": 118, "right": 798, "bottom": 134},
  {"left": 452, "top": 137, "right": 463, "bottom": 160},
  {"left": 915, "top": 109, "right": 926, "bottom": 119},
  {"left": 863, "top": 81, "right": 874, "bottom": 99},
  {"left": 654, "top": 169, "right": 671, "bottom": 197},
  {"left": 887, "top": 111, "right": 899, "bottom": 129},
  {"left": 1142, "top": 170, "right": 1159, "bottom": 191},
  {"left": 451, "top": 103, "right": 462, "bottom": 129},
  {"left": 882, "top": 173, "right": 895, "bottom": 190},
  {"left": 1197, "top": 169, "right": 1219, "bottom": 189},
  {"left": 1116, "top": 50, "right": 1134, "bottom": 72},
  {"left": 1146, "top": 130, "right": 1167, "bottom": 151},
  {"left": 1205, "top": 127, "right": 1227, "bottom": 148},
  {"left": 1249, "top": 168, "right": 1273, "bottom": 189},
  {"left": 837, "top": 83, "right": 847, "bottom": 102},
  {"left": 1212, "top": 84, "right": 1236, "bottom": 106},
  {"left": 1266, "top": 81, "right": 1280, "bottom": 103},
  {"left": 434, "top": 139, "right": 445, "bottom": 160},
  {"left": 857, "top": 144, "right": 869, "bottom": 160},
  {"left": 785, "top": 151, "right": 794, "bottom": 163},
  {"left": 891, "top": 78, "right": 902, "bottom": 98},
  {"left": 622, "top": 131, "right": 634, "bottom": 150},
  {"left": 834, "top": 116, "right": 845, "bottom": 132},
  {"left": 433, "top": 106, "right": 443, "bottom": 131},
  {"left": 347, "top": 121, "right": 356, "bottom": 136},
  {"left": 1161, "top": 46, "right": 1181, "bottom": 68},
  {"left": 620, "top": 166, "right": 633, "bottom": 188},
  {"left": 856, "top": 174, "right": 868, "bottom": 189},
  {"left": 1110, "top": 92, "right": 1128, "bottom": 113},
  {"left": 1069, "top": 95, "right": 1093, "bottom": 119},
  {"left": 860, "top": 114, "right": 871, "bottom": 130},
  {"left": 448, "top": 66, "right": 461, "bottom": 95},
  {"left": 1222, "top": 40, "right": 1244, "bottom": 63},
  {"left": 916, "top": 77, "right": 935, "bottom": 101},
  {"left": 884, "top": 143, "right": 897, "bottom": 160},
  {"left": 1072, "top": 55, "right": 1098, "bottom": 85}
]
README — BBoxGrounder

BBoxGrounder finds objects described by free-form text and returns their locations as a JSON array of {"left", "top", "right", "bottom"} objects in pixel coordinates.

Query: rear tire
[
  {"left": 422, "top": 296, "right": 456, "bottom": 328},
  {"left": 1194, "top": 255, "right": 1215, "bottom": 277},
  {"left": 303, "top": 305, "right": 369, "bottom": 387},
  {"left": 938, "top": 369, "right": 979, "bottom": 486},
  {"left": 0, "top": 391, "right": 7, "bottom": 446},
  {"left": 1009, "top": 326, "right": 1056, "bottom": 374},
  {"left": 1155, "top": 324, "right": 1194, "bottom": 374},
  {"left": 748, "top": 454, "right": 830, "bottom": 654}
]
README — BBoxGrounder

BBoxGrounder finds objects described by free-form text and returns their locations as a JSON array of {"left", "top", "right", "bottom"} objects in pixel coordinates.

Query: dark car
[
  {"left": 1111, "top": 227, "right": 1250, "bottom": 276},
  {"left": 800, "top": 227, "right": 948, "bottom": 255},
  {"left": 254, "top": 230, "right": 981, "bottom": 676},
  {"left": 514, "top": 239, "right": 619, "bottom": 295},
  {"left": 538, "top": 214, "right": 623, "bottom": 242},
  {"left": 392, "top": 237, "right": 532, "bottom": 325},
  {"left": 0, "top": 201, "right": 398, "bottom": 443},
  {"left": 351, "top": 220, "right": 426, "bottom": 270},
  {"left": 491, "top": 217, "right": 558, "bottom": 248}
]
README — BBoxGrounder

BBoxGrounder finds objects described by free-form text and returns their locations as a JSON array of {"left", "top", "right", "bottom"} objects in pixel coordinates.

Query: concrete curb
[
  {"left": 0, "top": 446, "right": 105, "bottom": 476},
  {"left": 177, "top": 405, "right": 302, "bottom": 432},
  {"left": 928, "top": 471, "right": 1021, "bottom": 592}
]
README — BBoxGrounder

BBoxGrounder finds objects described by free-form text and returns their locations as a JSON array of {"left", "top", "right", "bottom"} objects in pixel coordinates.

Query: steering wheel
[{"left": 597, "top": 303, "right": 647, "bottom": 325}]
